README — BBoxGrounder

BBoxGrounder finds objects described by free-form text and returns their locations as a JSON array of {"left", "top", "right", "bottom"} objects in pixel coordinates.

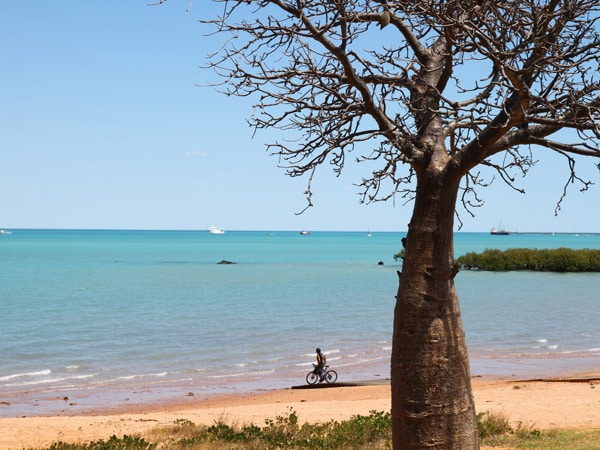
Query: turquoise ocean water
[{"left": 1, "top": 229, "right": 599, "bottom": 416}]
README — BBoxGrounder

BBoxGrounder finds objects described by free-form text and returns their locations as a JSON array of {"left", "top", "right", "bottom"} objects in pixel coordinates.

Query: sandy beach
[{"left": 1, "top": 374, "right": 599, "bottom": 449}]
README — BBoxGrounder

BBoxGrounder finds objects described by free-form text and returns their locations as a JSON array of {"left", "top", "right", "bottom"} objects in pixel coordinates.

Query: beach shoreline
[
  {"left": 3, "top": 353, "right": 598, "bottom": 420},
  {"left": 1, "top": 371, "right": 599, "bottom": 450}
]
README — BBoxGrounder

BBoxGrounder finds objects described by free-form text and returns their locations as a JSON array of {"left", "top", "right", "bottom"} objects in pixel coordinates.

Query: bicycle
[{"left": 306, "top": 364, "right": 338, "bottom": 385}]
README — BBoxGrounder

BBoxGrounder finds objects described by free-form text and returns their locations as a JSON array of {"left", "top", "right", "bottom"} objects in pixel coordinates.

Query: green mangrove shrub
[{"left": 458, "top": 247, "right": 600, "bottom": 272}]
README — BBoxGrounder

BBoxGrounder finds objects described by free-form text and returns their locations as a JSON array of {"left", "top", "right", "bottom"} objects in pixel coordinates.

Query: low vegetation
[
  {"left": 28, "top": 409, "right": 600, "bottom": 450},
  {"left": 457, "top": 248, "right": 600, "bottom": 272},
  {"left": 477, "top": 411, "right": 600, "bottom": 449}
]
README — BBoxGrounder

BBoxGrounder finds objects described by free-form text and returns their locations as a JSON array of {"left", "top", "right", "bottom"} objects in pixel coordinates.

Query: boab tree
[{"left": 195, "top": 1, "right": 600, "bottom": 448}]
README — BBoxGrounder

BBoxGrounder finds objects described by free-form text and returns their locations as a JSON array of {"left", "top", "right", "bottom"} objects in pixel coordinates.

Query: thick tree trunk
[{"left": 391, "top": 175, "right": 478, "bottom": 449}]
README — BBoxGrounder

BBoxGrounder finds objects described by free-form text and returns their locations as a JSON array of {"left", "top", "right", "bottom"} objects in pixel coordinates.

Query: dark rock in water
[
  {"left": 218, "top": 260, "right": 236, "bottom": 265},
  {"left": 377, "top": 261, "right": 384, "bottom": 265}
]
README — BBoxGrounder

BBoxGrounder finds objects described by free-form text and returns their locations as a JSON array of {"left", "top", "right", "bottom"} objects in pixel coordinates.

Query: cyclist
[{"left": 315, "top": 348, "right": 326, "bottom": 381}]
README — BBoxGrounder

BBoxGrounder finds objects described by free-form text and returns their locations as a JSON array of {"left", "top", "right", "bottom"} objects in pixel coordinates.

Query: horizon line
[{"left": 2, "top": 227, "right": 600, "bottom": 235}]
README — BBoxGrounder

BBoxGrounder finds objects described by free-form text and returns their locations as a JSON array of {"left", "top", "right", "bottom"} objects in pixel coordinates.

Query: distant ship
[
  {"left": 208, "top": 226, "right": 225, "bottom": 234},
  {"left": 299, "top": 230, "right": 310, "bottom": 236},
  {"left": 0, "top": 229, "right": 12, "bottom": 235},
  {"left": 490, "top": 228, "right": 510, "bottom": 235}
]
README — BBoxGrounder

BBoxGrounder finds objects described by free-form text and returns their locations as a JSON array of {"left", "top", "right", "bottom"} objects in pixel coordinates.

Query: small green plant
[
  {"left": 477, "top": 411, "right": 512, "bottom": 439},
  {"left": 261, "top": 407, "right": 301, "bottom": 447},
  {"left": 325, "top": 410, "right": 391, "bottom": 449},
  {"left": 206, "top": 422, "right": 246, "bottom": 442},
  {"left": 513, "top": 420, "right": 541, "bottom": 440},
  {"left": 393, "top": 249, "right": 405, "bottom": 262},
  {"left": 477, "top": 411, "right": 546, "bottom": 448},
  {"left": 173, "top": 418, "right": 195, "bottom": 427}
]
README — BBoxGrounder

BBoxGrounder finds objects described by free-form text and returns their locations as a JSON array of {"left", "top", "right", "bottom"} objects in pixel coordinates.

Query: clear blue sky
[{"left": 1, "top": 2, "right": 597, "bottom": 232}]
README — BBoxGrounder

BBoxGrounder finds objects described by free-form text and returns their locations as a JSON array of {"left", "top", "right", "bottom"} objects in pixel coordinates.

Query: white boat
[
  {"left": 208, "top": 226, "right": 225, "bottom": 234},
  {"left": 299, "top": 230, "right": 310, "bottom": 235},
  {"left": 0, "top": 229, "right": 12, "bottom": 235}
]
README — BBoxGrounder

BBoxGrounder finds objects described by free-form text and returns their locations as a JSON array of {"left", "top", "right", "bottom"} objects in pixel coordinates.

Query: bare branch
[
  {"left": 198, "top": 0, "right": 600, "bottom": 213},
  {"left": 148, "top": 0, "right": 193, "bottom": 10}
]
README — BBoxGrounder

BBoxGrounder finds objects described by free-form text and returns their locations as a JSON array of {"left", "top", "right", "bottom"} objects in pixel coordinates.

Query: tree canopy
[{"left": 200, "top": 0, "right": 600, "bottom": 218}]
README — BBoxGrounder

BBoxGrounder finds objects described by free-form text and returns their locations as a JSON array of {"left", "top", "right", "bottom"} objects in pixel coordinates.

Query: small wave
[
  {"left": 207, "top": 368, "right": 276, "bottom": 380},
  {"left": 249, "top": 368, "right": 276, "bottom": 375},
  {"left": 116, "top": 372, "right": 169, "bottom": 381},
  {"left": 582, "top": 332, "right": 600, "bottom": 338},
  {"left": 294, "top": 354, "right": 342, "bottom": 367},
  {"left": 295, "top": 362, "right": 317, "bottom": 368},
  {"left": 302, "top": 348, "right": 340, "bottom": 357},
  {"left": 4, "top": 373, "right": 95, "bottom": 388},
  {"left": 266, "top": 356, "right": 286, "bottom": 363},
  {"left": 535, "top": 339, "right": 548, "bottom": 344},
  {"left": 0, "top": 369, "right": 52, "bottom": 382},
  {"left": 334, "top": 355, "right": 389, "bottom": 367}
]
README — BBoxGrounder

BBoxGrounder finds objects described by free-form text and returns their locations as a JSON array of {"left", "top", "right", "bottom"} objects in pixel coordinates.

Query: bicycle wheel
[
  {"left": 306, "top": 371, "right": 319, "bottom": 385},
  {"left": 324, "top": 369, "right": 337, "bottom": 384}
]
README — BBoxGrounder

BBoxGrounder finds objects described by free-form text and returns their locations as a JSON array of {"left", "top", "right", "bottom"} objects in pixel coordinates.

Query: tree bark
[{"left": 391, "top": 174, "right": 478, "bottom": 449}]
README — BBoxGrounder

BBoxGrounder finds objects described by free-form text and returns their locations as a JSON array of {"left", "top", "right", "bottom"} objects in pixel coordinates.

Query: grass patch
[
  {"left": 34, "top": 435, "right": 156, "bottom": 450},
  {"left": 481, "top": 428, "right": 600, "bottom": 449},
  {"left": 29, "top": 410, "right": 600, "bottom": 450},
  {"left": 171, "top": 408, "right": 392, "bottom": 449},
  {"left": 477, "top": 411, "right": 600, "bottom": 449}
]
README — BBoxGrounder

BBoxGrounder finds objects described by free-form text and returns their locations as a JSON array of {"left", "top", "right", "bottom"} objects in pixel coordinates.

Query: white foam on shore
[
  {"left": 4, "top": 373, "right": 95, "bottom": 388},
  {"left": 0, "top": 369, "right": 52, "bottom": 382}
]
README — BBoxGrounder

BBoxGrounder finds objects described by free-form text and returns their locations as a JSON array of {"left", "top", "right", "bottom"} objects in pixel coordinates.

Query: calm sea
[{"left": 1, "top": 229, "right": 599, "bottom": 416}]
